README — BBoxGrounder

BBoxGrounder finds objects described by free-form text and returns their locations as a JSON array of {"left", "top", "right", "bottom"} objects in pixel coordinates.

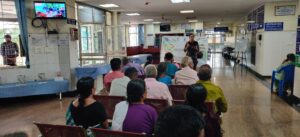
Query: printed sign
[{"left": 264, "top": 22, "right": 284, "bottom": 31}]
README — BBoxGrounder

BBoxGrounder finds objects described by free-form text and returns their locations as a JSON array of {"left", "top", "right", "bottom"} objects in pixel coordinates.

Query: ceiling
[{"left": 77, "top": 0, "right": 296, "bottom": 27}]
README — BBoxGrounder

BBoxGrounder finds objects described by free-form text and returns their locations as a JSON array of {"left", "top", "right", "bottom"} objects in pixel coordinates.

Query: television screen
[
  {"left": 214, "top": 27, "right": 229, "bottom": 32},
  {"left": 34, "top": 2, "right": 67, "bottom": 19},
  {"left": 160, "top": 24, "right": 171, "bottom": 32}
]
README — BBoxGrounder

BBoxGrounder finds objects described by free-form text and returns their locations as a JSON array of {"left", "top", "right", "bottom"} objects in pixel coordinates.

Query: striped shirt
[{"left": 1, "top": 42, "right": 19, "bottom": 57}]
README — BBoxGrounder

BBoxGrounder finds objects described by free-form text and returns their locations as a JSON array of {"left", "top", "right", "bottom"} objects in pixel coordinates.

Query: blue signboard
[
  {"left": 264, "top": 22, "right": 284, "bottom": 31},
  {"left": 296, "top": 28, "right": 300, "bottom": 54}
]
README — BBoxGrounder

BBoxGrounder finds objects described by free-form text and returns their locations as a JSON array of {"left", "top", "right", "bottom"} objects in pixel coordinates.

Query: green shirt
[{"left": 197, "top": 80, "right": 228, "bottom": 113}]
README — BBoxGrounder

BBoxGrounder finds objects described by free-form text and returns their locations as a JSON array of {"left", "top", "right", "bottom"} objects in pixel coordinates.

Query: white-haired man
[{"left": 174, "top": 56, "right": 199, "bottom": 85}]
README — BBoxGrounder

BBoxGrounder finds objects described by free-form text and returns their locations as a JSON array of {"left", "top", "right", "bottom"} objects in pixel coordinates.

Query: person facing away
[
  {"left": 175, "top": 56, "right": 199, "bottom": 85},
  {"left": 197, "top": 64, "right": 228, "bottom": 114},
  {"left": 185, "top": 84, "right": 222, "bottom": 137},
  {"left": 154, "top": 105, "right": 206, "bottom": 137},
  {"left": 157, "top": 62, "right": 172, "bottom": 85},
  {"left": 144, "top": 64, "right": 173, "bottom": 105},
  {"left": 0, "top": 34, "right": 19, "bottom": 66},
  {"left": 66, "top": 77, "right": 108, "bottom": 129},
  {"left": 111, "top": 79, "right": 158, "bottom": 135},
  {"left": 274, "top": 53, "right": 296, "bottom": 91},
  {"left": 110, "top": 67, "right": 138, "bottom": 97},
  {"left": 104, "top": 58, "right": 124, "bottom": 90},
  {"left": 164, "top": 52, "right": 178, "bottom": 78},
  {"left": 144, "top": 56, "right": 153, "bottom": 68},
  {"left": 184, "top": 34, "right": 199, "bottom": 70},
  {"left": 122, "top": 57, "right": 145, "bottom": 76}
]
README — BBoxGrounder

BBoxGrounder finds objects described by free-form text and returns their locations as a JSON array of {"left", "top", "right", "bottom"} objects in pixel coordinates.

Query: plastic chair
[
  {"left": 91, "top": 128, "right": 147, "bottom": 137},
  {"left": 271, "top": 64, "right": 295, "bottom": 97},
  {"left": 34, "top": 122, "right": 87, "bottom": 137},
  {"left": 168, "top": 85, "right": 189, "bottom": 100},
  {"left": 172, "top": 100, "right": 185, "bottom": 106},
  {"left": 144, "top": 98, "right": 169, "bottom": 114},
  {"left": 93, "top": 95, "right": 126, "bottom": 119}
]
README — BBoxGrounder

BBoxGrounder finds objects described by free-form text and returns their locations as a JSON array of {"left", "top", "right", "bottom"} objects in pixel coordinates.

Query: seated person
[
  {"left": 66, "top": 77, "right": 108, "bottom": 129},
  {"left": 157, "top": 62, "right": 172, "bottom": 85},
  {"left": 197, "top": 64, "right": 228, "bottom": 114},
  {"left": 112, "top": 79, "right": 158, "bottom": 135},
  {"left": 122, "top": 57, "right": 145, "bottom": 76},
  {"left": 144, "top": 56, "right": 153, "bottom": 68},
  {"left": 164, "top": 52, "right": 178, "bottom": 78},
  {"left": 110, "top": 67, "right": 138, "bottom": 97},
  {"left": 185, "top": 83, "right": 222, "bottom": 137},
  {"left": 104, "top": 58, "right": 124, "bottom": 90},
  {"left": 175, "top": 56, "right": 199, "bottom": 85},
  {"left": 154, "top": 105, "right": 205, "bottom": 137},
  {"left": 144, "top": 64, "right": 173, "bottom": 105},
  {"left": 274, "top": 53, "right": 296, "bottom": 92}
]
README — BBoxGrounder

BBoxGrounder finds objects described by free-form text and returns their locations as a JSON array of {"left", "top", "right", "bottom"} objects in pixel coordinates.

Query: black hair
[
  {"left": 185, "top": 84, "right": 208, "bottom": 113},
  {"left": 156, "top": 62, "right": 167, "bottom": 79},
  {"left": 164, "top": 52, "right": 174, "bottom": 61},
  {"left": 76, "top": 77, "right": 94, "bottom": 109},
  {"left": 124, "top": 67, "right": 138, "bottom": 79},
  {"left": 145, "top": 56, "right": 153, "bottom": 68},
  {"left": 287, "top": 53, "right": 296, "bottom": 62},
  {"left": 122, "top": 57, "right": 130, "bottom": 66},
  {"left": 110, "top": 58, "right": 122, "bottom": 71},
  {"left": 155, "top": 105, "right": 206, "bottom": 137},
  {"left": 127, "top": 79, "right": 146, "bottom": 104},
  {"left": 198, "top": 64, "right": 212, "bottom": 81},
  {"left": 4, "top": 34, "right": 11, "bottom": 39}
]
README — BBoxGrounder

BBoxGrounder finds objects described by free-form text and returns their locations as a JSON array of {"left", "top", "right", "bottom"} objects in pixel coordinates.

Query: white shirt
[
  {"left": 144, "top": 78, "right": 173, "bottom": 105},
  {"left": 110, "top": 76, "right": 130, "bottom": 97},
  {"left": 175, "top": 66, "right": 199, "bottom": 85}
]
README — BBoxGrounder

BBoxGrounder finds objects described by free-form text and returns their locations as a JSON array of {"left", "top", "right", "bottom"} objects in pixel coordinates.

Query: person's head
[
  {"left": 198, "top": 64, "right": 212, "bottom": 81},
  {"left": 185, "top": 84, "right": 207, "bottom": 113},
  {"left": 164, "top": 52, "right": 174, "bottom": 62},
  {"left": 287, "top": 53, "right": 296, "bottom": 62},
  {"left": 146, "top": 56, "right": 153, "bottom": 63},
  {"left": 181, "top": 56, "right": 194, "bottom": 68},
  {"left": 155, "top": 105, "right": 206, "bottom": 137},
  {"left": 76, "top": 77, "right": 95, "bottom": 108},
  {"left": 110, "top": 58, "right": 122, "bottom": 71},
  {"left": 4, "top": 34, "right": 11, "bottom": 42},
  {"left": 157, "top": 62, "right": 167, "bottom": 78},
  {"left": 189, "top": 34, "right": 195, "bottom": 41},
  {"left": 122, "top": 57, "right": 131, "bottom": 66},
  {"left": 124, "top": 67, "right": 138, "bottom": 80},
  {"left": 145, "top": 64, "right": 158, "bottom": 78},
  {"left": 127, "top": 79, "right": 147, "bottom": 104}
]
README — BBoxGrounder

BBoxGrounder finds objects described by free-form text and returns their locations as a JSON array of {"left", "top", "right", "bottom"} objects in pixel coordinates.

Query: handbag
[{"left": 197, "top": 51, "right": 203, "bottom": 59}]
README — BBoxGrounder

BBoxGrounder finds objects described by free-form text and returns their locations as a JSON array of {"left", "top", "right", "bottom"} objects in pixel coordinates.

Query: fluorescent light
[
  {"left": 180, "top": 10, "right": 194, "bottom": 14},
  {"left": 153, "top": 22, "right": 161, "bottom": 24},
  {"left": 171, "top": 0, "right": 190, "bottom": 3},
  {"left": 217, "top": 22, "right": 221, "bottom": 25},
  {"left": 99, "top": 4, "right": 119, "bottom": 8},
  {"left": 188, "top": 20, "right": 198, "bottom": 23},
  {"left": 126, "top": 13, "right": 140, "bottom": 16},
  {"left": 144, "top": 19, "right": 154, "bottom": 22},
  {"left": 247, "top": 20, "right": 255, "bottom": 23}
]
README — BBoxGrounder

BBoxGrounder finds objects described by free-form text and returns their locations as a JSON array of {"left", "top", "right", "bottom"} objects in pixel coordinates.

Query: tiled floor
[{"left": 0, "top": 54, "right": 300, "bottom": 137}]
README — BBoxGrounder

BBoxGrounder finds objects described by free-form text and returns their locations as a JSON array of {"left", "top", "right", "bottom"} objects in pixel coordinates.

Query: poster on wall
[
  {"left": 160, "top": 36, "right": 208, "bottom": 66},
  {"left": 275, "top": 5, "right": 296, "bottom": 16},
  {"left": 264, "top": 22, "right": 284, "bottom": 31}
]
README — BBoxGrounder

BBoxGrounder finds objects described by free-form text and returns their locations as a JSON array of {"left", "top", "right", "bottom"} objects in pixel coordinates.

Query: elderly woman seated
[
  {"left": 112, "top": 79, "right": 158, "bottom": 135},
  {"left": 174, "top": 56, "right": 199, "bottom": 85},
  {"left": 144, "top": 64, "right": 173, "bottom": 105}
]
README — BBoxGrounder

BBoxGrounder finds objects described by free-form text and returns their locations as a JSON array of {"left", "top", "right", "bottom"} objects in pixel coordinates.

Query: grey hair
[
  {"left": 145, "top": 64, "right": 158, "bottom": 78},
  {"left": 181, "top": 56, "right": 193, "bottom": 68}
]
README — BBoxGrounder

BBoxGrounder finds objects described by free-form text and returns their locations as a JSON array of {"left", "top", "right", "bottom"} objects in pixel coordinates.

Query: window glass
[{"left": 128, "top": 26, "right": 139, "bottom": 47}]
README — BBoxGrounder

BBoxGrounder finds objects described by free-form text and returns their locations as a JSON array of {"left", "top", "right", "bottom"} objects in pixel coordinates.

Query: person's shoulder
[
  {"left": 157, "top": 81, "right": 169, "bottom": 89},
  {"left": 93, "top": 101, "right": 105, "bottom": 108},
  {"left": 143, "top": 104, "right": 157, "bottom": 113}
]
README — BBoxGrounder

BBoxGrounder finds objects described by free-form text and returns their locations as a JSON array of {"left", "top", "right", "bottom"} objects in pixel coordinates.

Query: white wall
[{"left": 0, "top": 0, "right": 79, "bottom": 88}]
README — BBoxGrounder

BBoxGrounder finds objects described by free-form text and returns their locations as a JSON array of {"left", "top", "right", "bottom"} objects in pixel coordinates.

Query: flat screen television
[
  {"left": 34, "top": 2, "right": 67, "bottom": 19},
  {"left": 160, "top": 24, "right": 171, "bottom": 32}
]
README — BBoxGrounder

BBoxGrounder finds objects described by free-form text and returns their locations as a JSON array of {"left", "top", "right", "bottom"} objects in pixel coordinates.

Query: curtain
[
  {"left": 15, "top": 0, "right": 29, "bottom": 67},
  {"left": 138, "top": 24, "right": 144, "bottom": 46}
]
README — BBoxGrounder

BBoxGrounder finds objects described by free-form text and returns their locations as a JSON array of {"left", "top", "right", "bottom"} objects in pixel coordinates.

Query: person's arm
[
  {"left": 0, "top": 44, "right": 4, "bottom": 56},
  {"left": 163, "top": 85, "right": 173, "bottom": 106},
  {"left": 97, "top": 102, "right": 109, "bottom": 129},
  {"left": 14, "top": 43, "right": 19, "bottom": 57},
  {"left": 184, "top": 42, "right": 189, "bottom": 52},
  {"left": 194, "top": 42, "right": 200, "bottom": 52},
  {"left": 216, "top": 87, "right": 228, "bottom": 113}
]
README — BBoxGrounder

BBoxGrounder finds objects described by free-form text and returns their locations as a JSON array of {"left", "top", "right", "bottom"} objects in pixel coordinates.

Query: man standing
[
  {"left": 184, "top": 34, "right": 199, "bottom": 70},
  {"left": 1, "top": 34, "right": 19, "bottom": 66}
]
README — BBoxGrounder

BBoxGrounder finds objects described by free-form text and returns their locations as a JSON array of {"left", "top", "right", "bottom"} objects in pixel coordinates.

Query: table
[
  {"left": 0, "top": 80, "right": 69, "bottom": 98},
  {"left": 128, "top": 54, "right": 152, "bottom": 65},
  {"left": 74, "top": 64, "right": 111, "bottom": 79}
]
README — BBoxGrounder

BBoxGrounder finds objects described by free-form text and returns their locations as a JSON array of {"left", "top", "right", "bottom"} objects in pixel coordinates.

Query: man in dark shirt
[
  {"left": 184, "top": 34, "right": 199, "bottom": 70},
  {"left": 0, "top": 34, "right": 19, "bottom": 66}
]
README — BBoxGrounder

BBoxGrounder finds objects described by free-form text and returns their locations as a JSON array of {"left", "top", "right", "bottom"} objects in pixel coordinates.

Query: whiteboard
[{"left": 160, "top": 36, "right": 208, "bottom": 66}]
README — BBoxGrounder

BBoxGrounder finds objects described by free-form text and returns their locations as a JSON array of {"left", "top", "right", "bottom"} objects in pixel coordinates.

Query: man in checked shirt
[{"left": 1, "top": 34, "right": 19, "bottom": 66}]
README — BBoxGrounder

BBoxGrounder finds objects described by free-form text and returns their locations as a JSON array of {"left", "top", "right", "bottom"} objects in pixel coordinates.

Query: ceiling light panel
[
  {"left": 99, "top": 4, "right": 119, "bottom": 8},
  {"left": 126, "top": 13, "right": 140, "bottom": 16},
  {"left": 171, "top": 0, "right": 190, "bottom": 4},
  {"left": 180, "top": 10, "right": 194, "bottom": 13}
]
